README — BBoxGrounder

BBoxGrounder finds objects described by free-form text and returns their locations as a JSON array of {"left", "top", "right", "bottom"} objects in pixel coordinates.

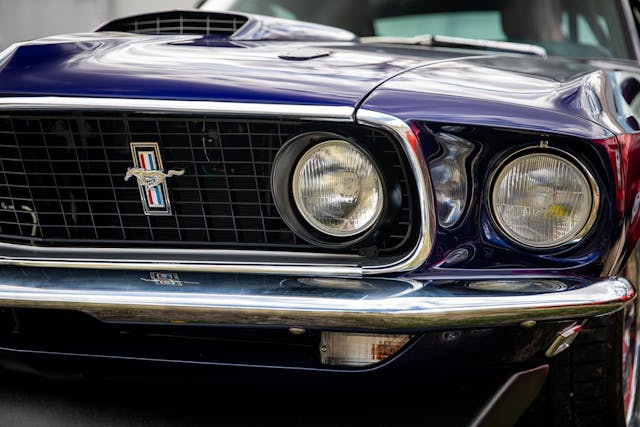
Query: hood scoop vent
[
  {"left": 95, "top": 10, "right": 356, "bottom": 42},
  {"left": 96, "top": 10, "right": 248, "bottom": 37}
]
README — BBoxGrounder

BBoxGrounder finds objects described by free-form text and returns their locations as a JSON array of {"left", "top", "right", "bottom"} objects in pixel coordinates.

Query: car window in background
[{"left": 199, "top": 0, "right": 634, "bottom": 59}]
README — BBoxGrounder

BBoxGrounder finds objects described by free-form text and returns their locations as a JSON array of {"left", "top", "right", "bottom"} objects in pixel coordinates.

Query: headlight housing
[
  {"left": 490, "top": 150, "right": 599, "bottom": 248},
  {"left": 272, "top": 132, "right": 395, "bottom": 248},
  {"left": 292, "top": 140, "right": 384, "bottom": 237}
]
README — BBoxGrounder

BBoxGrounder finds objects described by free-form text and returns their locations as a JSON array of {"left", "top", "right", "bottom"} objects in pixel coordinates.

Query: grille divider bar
[
  {"left": 1, "top": 120, "right": 25, "bottom": 237},
  {"left": 10, "top": 117, "right": 42, "bottom": 240},
  {"left": 187, "top": 118, "right": 212, "bottom": 242},
  {"left": 68, "top": 119, "right": 100, "bottom": 240},
  {"left": 96, "top": 119, "right": 127, "bottom": 240},
  {"left": 37, "top": 118, "right": 72, "bottom": 239},
  {"left": 247, "top": 123, "right": 269, "bottom": 244},
  {"left": 214, "top": 120, "right": 240, "bottom": 243}
]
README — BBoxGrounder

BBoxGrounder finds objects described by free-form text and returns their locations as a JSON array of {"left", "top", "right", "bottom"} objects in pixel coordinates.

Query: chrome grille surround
[{"left": 0, "top": 97, "right": 436, "bottom": 276}]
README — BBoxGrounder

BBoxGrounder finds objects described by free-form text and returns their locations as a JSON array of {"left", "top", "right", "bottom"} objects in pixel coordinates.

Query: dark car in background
[{"left": 0, "top": 0, "right": 639, "bottom": 425}]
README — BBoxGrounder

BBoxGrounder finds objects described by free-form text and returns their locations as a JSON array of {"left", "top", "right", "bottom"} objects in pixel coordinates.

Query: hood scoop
[
  {"left": 97, "top": 10, "right": 248, "bottom": 37},
  {"left": 95, "top": 10, "right": 356, "bottom": 42}
]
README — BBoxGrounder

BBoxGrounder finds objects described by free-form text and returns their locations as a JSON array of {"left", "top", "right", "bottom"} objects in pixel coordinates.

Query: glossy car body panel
[
  {"left": 0, "top": 11, "right": 639, "bottom": 421},
  {"left": 0, "top": 34, "right": 452, "bottom": 107},
  {"left": 0, "top": 34, "right": 627, "bottom": 133},
  {"left": 361, "top": 58, "right": 614, "bottom": 140}
]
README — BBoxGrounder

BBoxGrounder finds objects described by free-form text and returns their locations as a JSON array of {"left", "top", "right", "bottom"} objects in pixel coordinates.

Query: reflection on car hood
[
  {"left": 0, "top": 33, "right": 611, "bottom": 128},
  {"left": 0, "top": 33, "right": 454, "bottom": 107},
  {"left": 360, "top": 52, "right": 617, "bottom": 137}
]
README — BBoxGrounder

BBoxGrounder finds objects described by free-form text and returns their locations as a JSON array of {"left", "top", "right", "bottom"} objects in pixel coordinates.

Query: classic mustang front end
[{"left": 0, "top": 5, "right": 639, "bottom": 425}]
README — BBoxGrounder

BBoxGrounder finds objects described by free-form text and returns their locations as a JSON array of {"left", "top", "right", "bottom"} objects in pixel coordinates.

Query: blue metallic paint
[
  {"left": 0, "top": 26, "right": 639, "bottom": 279},
  {"left": 0, "top": 34, "right": 450, "bottom": 106}
]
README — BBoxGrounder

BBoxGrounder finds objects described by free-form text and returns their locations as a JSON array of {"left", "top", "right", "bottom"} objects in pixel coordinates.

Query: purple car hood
[
  {"left": 0, "top": 31, "right": 461, "bottom": 107},
  {"left": 0, "top": 17, "right": 613, "bottom": 137}
]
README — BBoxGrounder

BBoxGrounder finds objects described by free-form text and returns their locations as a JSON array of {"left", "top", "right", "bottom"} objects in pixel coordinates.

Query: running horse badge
[{"left": 125, "top": 142, "right": 184, "bottom": 215}]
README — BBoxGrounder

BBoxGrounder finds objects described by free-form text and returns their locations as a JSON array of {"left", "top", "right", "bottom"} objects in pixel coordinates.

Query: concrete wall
[{"left": 0, "top": 0, "right": 196, "bottom": 50}]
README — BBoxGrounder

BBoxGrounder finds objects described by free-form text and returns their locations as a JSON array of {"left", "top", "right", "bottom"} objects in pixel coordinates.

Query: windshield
[{"left": 200, "top": 0, "right": 634, "bottom": 59}]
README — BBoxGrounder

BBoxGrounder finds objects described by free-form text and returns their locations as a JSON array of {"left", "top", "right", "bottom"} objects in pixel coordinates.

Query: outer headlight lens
[
  {"left": 292, "top": 140, "right": 384, "bottom": 237},
  {"left": 491, "top": 152, "right": 598, "bottom": 248}
]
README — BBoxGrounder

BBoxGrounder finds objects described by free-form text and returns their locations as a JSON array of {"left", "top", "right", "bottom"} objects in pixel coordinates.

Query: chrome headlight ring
[
  {"left": 488, "top": 146, "right": 600, "bottom": 250},
  {"left": 271, "top": 132, "right": 399, "bottom": 249}
]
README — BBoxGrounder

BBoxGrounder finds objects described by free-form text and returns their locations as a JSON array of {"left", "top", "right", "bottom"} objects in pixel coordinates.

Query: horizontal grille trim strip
[
  {"left": 0, "top": 237, "right": 321, "bottom": 249},
  {"left": 0, "top": 98, "right": 356, "bottom": 120}
]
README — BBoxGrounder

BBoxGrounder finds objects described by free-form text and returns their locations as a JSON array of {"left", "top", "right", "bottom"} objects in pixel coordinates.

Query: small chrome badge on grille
[
  {"left": 141, "top": 272, "right": 199, "bottom": 287},
  {"left": 125, "top": 142, "right": 184, "bottom": 215}
]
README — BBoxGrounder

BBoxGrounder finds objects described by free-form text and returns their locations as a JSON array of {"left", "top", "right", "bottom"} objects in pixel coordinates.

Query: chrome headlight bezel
[
  {"left": 271, "top": 132, "right": 398, "bottom": 249},
  {"left": 488, "top": 147, "right": 600, "bottom": 250}
]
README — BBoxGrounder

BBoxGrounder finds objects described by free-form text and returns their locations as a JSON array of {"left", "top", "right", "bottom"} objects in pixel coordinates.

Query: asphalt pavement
[{"left": 0, "top": 371, "right": 442, "bottom": 427}]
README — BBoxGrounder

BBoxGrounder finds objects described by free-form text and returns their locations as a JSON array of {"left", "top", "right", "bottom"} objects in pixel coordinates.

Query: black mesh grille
[
  {"left": 97, "top": 11, "right": 248, "bottom": 36},
  {"left": 0, "top": 112, "right": 414, "bottom": 254}
]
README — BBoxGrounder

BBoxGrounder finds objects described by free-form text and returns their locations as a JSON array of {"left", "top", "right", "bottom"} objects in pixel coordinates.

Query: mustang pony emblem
[
  {"left": 126, "top": 142, "right": 182, "bottom": 215},
  {"left": 124, "top": 168, "right": 185, "bottom": 188}
]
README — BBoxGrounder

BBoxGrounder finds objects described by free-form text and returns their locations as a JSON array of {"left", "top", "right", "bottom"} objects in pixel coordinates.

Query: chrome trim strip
[
  {"left": 0, "top": 97, "right": 355, "bottom": 121},
  {"left": 356, "top": 109, "right": 436, "bottom": 274},
  {"left": 0, "top": 276, "right": 631, "bottom": 330},
  {"left": 361, "top": 35, "right": 547, "bottom": 57},
  {"left": 0, "top": 258, "right": 362, "bottom": 276},
  {"left": 0, "top": 98, "right": 430, "bottom": 276},
  {"left": 0, "top": 244, "right": 364, "bottom": 258}
]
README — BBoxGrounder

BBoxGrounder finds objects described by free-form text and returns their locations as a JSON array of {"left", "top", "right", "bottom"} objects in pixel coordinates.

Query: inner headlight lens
[
  {"left": 491, "top": 152, "right": 597, "bottom": 248},
  {"left": 430, "top": 132, "right": 474, "bottom": 228},
  {"left": 292, "top": 140, "right": 384, "bottom": 237}
]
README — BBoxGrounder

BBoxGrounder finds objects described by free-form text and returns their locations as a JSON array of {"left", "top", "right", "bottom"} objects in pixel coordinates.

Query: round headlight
[
  {"left": 491, "top": 152, "right": 598, "bottom": 248},
  {"left": 292, "top": 140, "right": 384, "bottom": 237}
]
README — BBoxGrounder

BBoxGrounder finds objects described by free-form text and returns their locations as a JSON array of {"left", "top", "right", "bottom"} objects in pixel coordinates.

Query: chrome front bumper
[{"left": 0, "top": 267, "right": 633, "bottom": 330}]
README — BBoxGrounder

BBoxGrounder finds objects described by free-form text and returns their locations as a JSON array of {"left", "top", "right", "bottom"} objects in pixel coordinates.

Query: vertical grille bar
[
  {"left": 215, "top": 120, "right": 240, "bottom": 243},
  {"left": 1, "top": 119, "right": 26, "bottom": 236},
  {"left": 68, "top": 119, "right": 99, "bottom": 240},
  {"left": 96, "top": 119, "right": 127, "bottom": 240},
  {"left": 247, "top": 123, "right": 269, "bottom": 244},
  {"left": 187, "top": 118, "right": 211, "bottom": 242},
  {"left": 9, "top": 117, "right": 41, "bottom": 239},
  {"left": 37, "top": 118, "right": 72, "bottom": 239}
]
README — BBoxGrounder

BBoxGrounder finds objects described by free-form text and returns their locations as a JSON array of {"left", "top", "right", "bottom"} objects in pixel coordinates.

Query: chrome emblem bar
[
  {"left": 141, "top": 272, "right": 199, "bottom": 287},
  {"left": 126, "top": 142, "right": 184, "bottom": 215}
]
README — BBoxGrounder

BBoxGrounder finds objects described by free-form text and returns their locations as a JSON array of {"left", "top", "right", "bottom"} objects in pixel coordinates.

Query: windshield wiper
[{"left": 361, "top": 34, "right": 547, "bottom": 58}]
